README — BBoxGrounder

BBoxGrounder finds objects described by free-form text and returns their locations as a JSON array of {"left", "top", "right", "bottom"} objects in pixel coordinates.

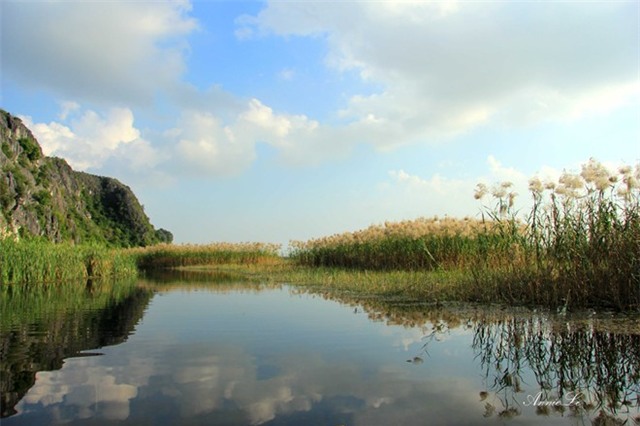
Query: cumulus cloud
[
  {"left": 170, "top": 98, "right": 328, "bottom": 176},
  {"left": 7, "top": 1, "right": 637, "bottom": 181},
  {"left": 2, "top": 0, "right": 197, "bottom": 105},
  {"left": 22, "top": 98, "right": 328, "bottom": 179},
  {"left": 172, "top": 110, "right": 257, "bottom": 176},
  {"left": 22, "top": 106, "right": 161, "bottom": 172},
  {"left": 240, "top": 1, "right": 639, "bottom": 148}
]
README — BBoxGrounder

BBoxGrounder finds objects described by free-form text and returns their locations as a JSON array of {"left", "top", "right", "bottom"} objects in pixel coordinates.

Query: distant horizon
[{"left": 2, "top": 1, "right": 638, "bottom": 245}]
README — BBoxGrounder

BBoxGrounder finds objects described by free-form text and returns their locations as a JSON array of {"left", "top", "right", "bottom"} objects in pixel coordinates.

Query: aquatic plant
[
  {"left": 131, "top": 242, "right": 282, "bottom": 270},
  {"left": 289, "top": 158, "right": 640, "bottom": 310},
  {"left": 0, "top": 238, "right": 138, "bottom": 286},
  {"left": 290, "top": 216, "right": 509, "bottom": 271},
  {"left": 472, "top": 158, "right": 640, "bottom": 310}
]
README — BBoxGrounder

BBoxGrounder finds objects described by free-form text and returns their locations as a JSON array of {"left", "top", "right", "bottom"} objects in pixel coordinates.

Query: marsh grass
[
  {"left": 130, "top": 242, "right": 282, "bottom": 270},
  {"left": 470, "top": 159, "right": 640, "bottom": 310},
  {"left": 290, "top": 216, "right": 509, "bottom": 271},
  {"left": 202, "top": 261, "right": 472, "bottom": 302},
  {"left": 0, "top": 238, "right": 137, "bottom": 287},
  {"left": 289, "top": 159, "right": 640, "bottom": 310}
]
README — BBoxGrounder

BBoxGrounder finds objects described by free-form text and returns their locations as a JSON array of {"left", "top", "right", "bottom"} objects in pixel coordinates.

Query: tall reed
[
  {"left": 290, "top": 159, "right": 640, "bottom": 310},
  {"left": 131, "top": 242, "right": 282, "bottom": 270},
  {"left": 471, "top": 158, "right": 640, "bottom": 310},
  {"left": 290, "top": 216, "right": 508, "bottom": 271},
  {"left": 0, "top": 238, "right": 138, "bottom": 287}
]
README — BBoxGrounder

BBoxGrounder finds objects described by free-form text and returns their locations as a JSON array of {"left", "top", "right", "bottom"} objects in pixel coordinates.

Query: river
[{"left": 1, "top": 271, "right": 639, "bottom": 425}]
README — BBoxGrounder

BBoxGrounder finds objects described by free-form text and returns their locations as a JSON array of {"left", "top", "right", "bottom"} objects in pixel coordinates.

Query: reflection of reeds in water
[
  {"left": 473, "top": 314, "right": 640, "bottom": 423},
  {"left": 296, "top": 288, "right": 640, "bottom": 423},
  {"left": 0, "top": 277, "right": 140, "bottom": 330},
  {"left": 138, "top": 267, "right": 283, "bottom": 294}
]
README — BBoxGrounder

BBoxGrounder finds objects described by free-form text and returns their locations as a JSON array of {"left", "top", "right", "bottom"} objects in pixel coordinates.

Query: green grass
[
  {"left": 130, "top": 242, "right": 282, "bottom": 269},
  {"left": 0, "top": 238, "right": 138, "bottom": 287}
]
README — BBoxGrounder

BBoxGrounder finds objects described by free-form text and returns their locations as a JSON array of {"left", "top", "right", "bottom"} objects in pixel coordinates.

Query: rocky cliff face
[{"left": 0, "top": 109, "right": 171, "bottom": 246}]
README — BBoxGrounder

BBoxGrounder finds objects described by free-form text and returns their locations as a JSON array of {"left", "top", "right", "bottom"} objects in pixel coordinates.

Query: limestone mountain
[{"left": 0, "top": 109, "right": 171, "bottom": 246}]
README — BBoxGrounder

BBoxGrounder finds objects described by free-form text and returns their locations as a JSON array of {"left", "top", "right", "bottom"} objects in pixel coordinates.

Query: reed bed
[
  {"left": 0, "top": 238, "right": 138, "bottom": 287},
  {"left": 290, "top": 159, "right": 640, "bottom": 310},
  {"left": 131, "top": 242, "right": 282, "bottom": 270},
  {"left": 290, "top": 216, "right": 513, "bottom": 270},
  {"left": 469, "top": 158, "right": 640, "bottom": 310}
]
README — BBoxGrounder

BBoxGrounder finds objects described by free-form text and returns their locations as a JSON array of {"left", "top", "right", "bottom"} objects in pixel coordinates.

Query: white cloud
[
  {"left": 58, "top": 101, "right": 80, "bottom": 121},
  {"left": 485, "top": 155, "right": 527, "bottom": 185},
  {"left": 240, "top": 1, "right": 639, "bottom": 150},
  {"left": 22, "top": 106, "right": 161, "bottom": 172},
  {"left": 21, "top": 98, "right": 328, "bottom": 179},
  {"left": 170, "top": 99, "right": 328, "bottom": 176},
  {"left": 173, "top": 110, "right": 256, "bottom": 176},
  {"left": 2, "top": 0, "right": 197, "bottom": 105},
  {"left": 9, "top": 0, "right": 637, "bottom": 184},
  {"left": 386, "top": 168, "right": 476, "bottom": 219}
]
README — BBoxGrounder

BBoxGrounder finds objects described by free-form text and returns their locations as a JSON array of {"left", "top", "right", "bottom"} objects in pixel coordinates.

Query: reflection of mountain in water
[{"left": 0, "top": 285, "right": 153, "bottom": 417}]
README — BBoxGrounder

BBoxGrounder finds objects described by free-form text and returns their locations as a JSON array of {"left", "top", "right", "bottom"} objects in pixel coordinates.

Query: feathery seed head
[
  {"left": 559, "top": 172, "right": 583, "bottom": 190},
  {"left": 619, "top": 165, "right": 632, "bottom": 176},
  {"left": 595, "top": 176, "right": 611, "bottom": 191},
  {"left": 581, "top": 158, "right": 611, "bottom": 185},
  {"left": 491, "top": 185, "right": 507, "bottom": 199},
  {"left": 528, "top": 177, "right": 543, "bottom": 195},
  {"left": 474, "top": 183, "right": 488, "bottom": 200}
]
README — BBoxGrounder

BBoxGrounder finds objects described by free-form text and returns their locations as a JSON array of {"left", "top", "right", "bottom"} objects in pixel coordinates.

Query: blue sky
[{"left": 2, "top": 0, "right": 639, "bottom": 245}]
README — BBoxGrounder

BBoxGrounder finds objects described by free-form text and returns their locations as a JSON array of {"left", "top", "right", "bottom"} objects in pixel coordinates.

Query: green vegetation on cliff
[{"left": 0, "top": 109, "right": 172, "bottom": 246}]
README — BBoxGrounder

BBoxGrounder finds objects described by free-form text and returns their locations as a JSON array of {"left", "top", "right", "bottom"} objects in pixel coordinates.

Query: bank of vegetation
[
  {"left": 0, "top": 238, "right": 137, "bottom": 287},
  {"left": 1, "top": 159, "right": 638, "bottom": 311},
  {"left": 288, "top": 158, "right": 640, "bottom": 310},
  {"left": 130, "top": 242, "right": 282, "bottom": 269}
]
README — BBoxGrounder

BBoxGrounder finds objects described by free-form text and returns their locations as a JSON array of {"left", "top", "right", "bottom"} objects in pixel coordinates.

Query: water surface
[{"left": 1, "top": 274, "right": 639, "bottom": 425}]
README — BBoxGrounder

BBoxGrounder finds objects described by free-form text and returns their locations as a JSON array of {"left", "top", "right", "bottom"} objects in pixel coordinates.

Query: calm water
[{"left": 1, "top": 272, "right": 639, "bottom": 425}]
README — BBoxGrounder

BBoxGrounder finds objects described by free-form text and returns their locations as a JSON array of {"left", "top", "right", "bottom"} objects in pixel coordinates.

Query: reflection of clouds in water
[
  {"left": 161, "top": 347, "right": 322, "bottom": 424},
  {"left": 15, "top": 338, "right": 481, "bottom": 425},
  {"left": 20, "top": 358, "right": 137, "bottom": 422},
  {"left": 381, "top": 325, "right": 427, "bottom": 351},
  {"left": 13, "top": 324, "right": 483, "bottom": 425}
]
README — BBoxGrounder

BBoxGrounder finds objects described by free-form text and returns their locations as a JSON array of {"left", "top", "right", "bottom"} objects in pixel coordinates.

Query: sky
[{"left": 1, "top": 0, "right": 639, "bottom": 246}]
